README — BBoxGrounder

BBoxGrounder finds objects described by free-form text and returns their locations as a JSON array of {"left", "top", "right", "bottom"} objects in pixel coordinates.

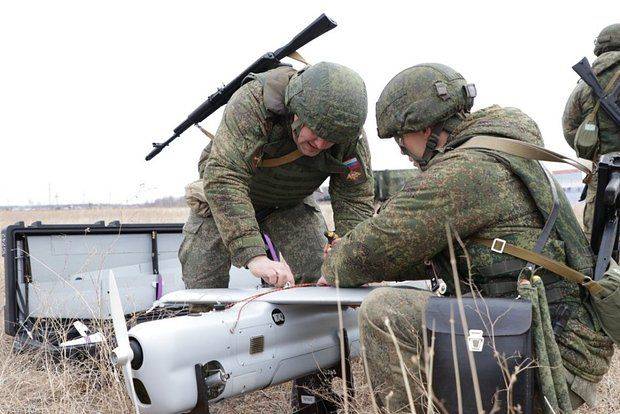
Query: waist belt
[
  {"left": 478, "top": 268, "right": 564, "bottom": 301},
  {"left": 472, "top": 237, "right": 602, "bottom": 296}
]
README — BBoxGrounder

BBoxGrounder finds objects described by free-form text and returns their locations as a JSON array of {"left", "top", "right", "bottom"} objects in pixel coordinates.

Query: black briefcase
[{"left": 425, "top": 297, "right": 533, "bottom": 414}]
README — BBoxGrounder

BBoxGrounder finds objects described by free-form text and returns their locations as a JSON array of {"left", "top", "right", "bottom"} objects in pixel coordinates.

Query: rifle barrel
[{"left": 145, "top": 132, "right": 179, "bottom": 161}]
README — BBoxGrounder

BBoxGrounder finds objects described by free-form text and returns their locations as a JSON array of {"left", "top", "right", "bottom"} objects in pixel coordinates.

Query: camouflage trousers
[
  {"left": 178, "top": 197, "right": 327, "bottom": 288},
  {"left": 359, "top": 288, "right": 432, "bottom": 413},
  {"left": 582, "top": 170, "right": 598, "bottom": 241},
  {"left": 359, "top": 288, "right": 590, "bottom": 413}
]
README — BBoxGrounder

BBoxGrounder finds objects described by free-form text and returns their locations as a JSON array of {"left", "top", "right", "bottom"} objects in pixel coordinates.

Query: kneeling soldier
[{"left": 320, "top": 64, "right": 614, "bottom": 412}]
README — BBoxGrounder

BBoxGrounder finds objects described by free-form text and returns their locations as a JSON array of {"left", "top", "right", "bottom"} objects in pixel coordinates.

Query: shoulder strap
[
  {"left": 258, "top": 149, "right": 303, "bottom": 168},
  {"left": 459, "top": 136, "right": 564, "bottom": 266},
  {"left": 457, "top": 135, "right": 592, "bottom": 177},
  {"left": 591, "top": 68, "right": 620, "bottom": 119}
]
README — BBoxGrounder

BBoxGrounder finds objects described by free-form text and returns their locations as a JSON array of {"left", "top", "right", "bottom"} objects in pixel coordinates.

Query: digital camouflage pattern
[
  {"left": 594, "top": 23, "right": 620, "bottom": 56},
  {"left": 519, "top": 277, "right": 572, "bottom": 413},
  {"left": 285, "top": 62, "right": 368, "bottom": 144},
  {"left": 562, "top": 50, "right": 620, "bottom": 238},
  {"left": 323, "top": 105, "right": 614, "bottom": 411},
  {"left": 358, "top": 287, "right": 432, "bottom": 413},
  {"left": 375, "top": 63, "right": 474, "bottom": 139},
  {"left": 178, "top": 65, "right": 374, "bottom": 287}
]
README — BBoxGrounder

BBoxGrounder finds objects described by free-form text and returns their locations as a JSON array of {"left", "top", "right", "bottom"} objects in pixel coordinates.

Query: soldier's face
[
  {"left": 398, "top": 129, "right": 432, "bottom": 164},
  {"left": 292, "top": 120, "right": 334, "bottom": 157},
  {"left": 398, "top": 128, "right": 448, "bottom": 166}
]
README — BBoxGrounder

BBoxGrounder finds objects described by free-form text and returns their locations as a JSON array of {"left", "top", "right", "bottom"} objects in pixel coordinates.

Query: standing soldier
[
  {"left": 180, "top": 62, "right": 374, "bottom": 289},
  {"left": 563, "top": 23, "right": 620, "bottom": 239},
  {"left": 320, "top": 64, "right": 614, "bottom": 412}
]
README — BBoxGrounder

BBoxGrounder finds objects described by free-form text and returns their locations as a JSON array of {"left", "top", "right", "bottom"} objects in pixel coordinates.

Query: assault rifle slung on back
[
  {"left": 572, "top": 57, "right": 620, "bottom": 126},
  {"left": 145, "top": 14, "right": 337, "bottom": 161}
]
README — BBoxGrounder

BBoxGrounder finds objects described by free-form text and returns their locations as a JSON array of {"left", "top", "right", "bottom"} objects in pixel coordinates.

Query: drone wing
[{"left": 157, "top": 282, "right": 430, "bottom": 307}]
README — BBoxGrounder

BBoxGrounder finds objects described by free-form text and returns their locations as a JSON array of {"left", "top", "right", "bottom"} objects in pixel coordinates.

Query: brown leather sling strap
[
  {"left": 247, "top": 50, "right": 310, "bottom": 169},
  {"left": 458, "top": 135, "right": 601, "bottom": 295},
  {"left": 457, "top": 135, "right": 592, "bottom": 177},
  {"left": 257, "top": 149, "right": 304, "bottom": 168},
  {"left": 471, "top": 237, "right": 602, "bottom": 295}
]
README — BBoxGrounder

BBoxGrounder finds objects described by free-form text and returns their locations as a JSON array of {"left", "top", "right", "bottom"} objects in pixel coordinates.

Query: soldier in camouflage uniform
[
  {"left": 179, "top": 62, "right": 374, "bottom": 288},
  {"left": 562, "top": 23, "right": 620, "bottom": 239},
  {"left": 320, "top": 64, "right": 614, "bottom": 412}
]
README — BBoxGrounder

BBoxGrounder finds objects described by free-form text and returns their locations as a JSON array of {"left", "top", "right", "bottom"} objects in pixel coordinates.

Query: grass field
[{"left": 0, "top": 207, "right": 617, "bottom": 413}]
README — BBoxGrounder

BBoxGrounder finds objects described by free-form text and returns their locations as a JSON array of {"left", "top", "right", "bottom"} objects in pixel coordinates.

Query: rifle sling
[
  {"left": 258, "top": 150, "right": 303, "bottom": 168},
  {"left": 458, "top": 136, "right": 602, "bottom": 294},
  {"left": 472, "top": 237, "right": 602, "bottom": 296},
  {"left": 591, "top": 68, "right": 620, "bottom": 121},
  {"left": 288, "top": 51, "right": 309, "bottom": 65},
  {"left": 457, "top": 135, "right": 592, "bottom": 177}
]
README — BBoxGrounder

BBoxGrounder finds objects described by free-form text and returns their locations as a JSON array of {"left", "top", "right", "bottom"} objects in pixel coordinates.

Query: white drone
[{"left": 108, "top": 271, "right": 418, "bottom": 414}]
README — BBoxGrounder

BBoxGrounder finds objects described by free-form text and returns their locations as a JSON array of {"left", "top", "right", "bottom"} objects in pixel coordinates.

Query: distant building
[
  {"left": 553, "top": 168, "right": 585, "bottom": 204},
  {"left": 373, "top": 169, "right": 418, "bottom": 201}
]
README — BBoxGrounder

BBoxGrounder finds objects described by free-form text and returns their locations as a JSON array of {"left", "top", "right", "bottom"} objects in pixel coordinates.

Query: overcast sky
[{"left": 1, "top": 1, "right": 616, "bottom": 205}]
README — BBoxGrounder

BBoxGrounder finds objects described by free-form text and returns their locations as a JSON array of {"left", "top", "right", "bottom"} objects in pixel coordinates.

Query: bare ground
[{"left": 0, "top": 207, "right": 617, "bottom": 413}]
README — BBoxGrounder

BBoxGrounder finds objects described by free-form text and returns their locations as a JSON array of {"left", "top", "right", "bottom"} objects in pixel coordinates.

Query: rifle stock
[
  {"left": 146, "top": 14, "right": 337, "bottom": 161},
  {"left": 572, "top": 57, "right": 620, "bottom": 126}
]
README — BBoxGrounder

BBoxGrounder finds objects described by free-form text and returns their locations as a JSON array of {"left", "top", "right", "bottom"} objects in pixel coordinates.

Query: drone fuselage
[{"left": 129, "top": 300, "right": 360, "bottom": 414}]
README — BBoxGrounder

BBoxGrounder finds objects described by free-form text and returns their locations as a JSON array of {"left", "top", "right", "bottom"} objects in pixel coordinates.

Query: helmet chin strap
[{"left": 411, "top": 125, "right": 444, "bottom": 170}]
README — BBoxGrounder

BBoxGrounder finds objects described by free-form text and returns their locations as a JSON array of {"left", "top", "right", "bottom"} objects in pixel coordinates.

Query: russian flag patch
[{"left": 343, "top": 157, "right": 366, "bottom": 183}]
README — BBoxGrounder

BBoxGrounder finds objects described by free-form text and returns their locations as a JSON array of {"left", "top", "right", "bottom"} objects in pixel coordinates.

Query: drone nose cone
[{"left": 130, "top": 338, "right": 144, "bottom": 370}]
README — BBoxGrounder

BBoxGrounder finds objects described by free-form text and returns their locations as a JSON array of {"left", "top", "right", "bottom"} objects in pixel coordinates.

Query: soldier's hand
[{"left": 247, "top": 255, "right": 295, "bottom": 287}]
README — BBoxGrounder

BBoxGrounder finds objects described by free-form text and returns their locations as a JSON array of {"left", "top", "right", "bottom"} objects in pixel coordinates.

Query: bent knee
[
  {"left": 360, "top": 287, "right": 432, "bottom": 331},
  {"left": 359, "top": 288, "right": 400, "bottom": 329}
]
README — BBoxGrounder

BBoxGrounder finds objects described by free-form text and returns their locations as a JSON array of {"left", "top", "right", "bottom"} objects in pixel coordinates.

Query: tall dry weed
[{"left": 0, "top": 207, "right": 618, "bottom": 413}]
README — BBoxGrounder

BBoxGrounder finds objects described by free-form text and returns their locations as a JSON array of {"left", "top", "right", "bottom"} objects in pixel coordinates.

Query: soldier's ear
[{"left": 423, "top": 127, "right": 433, "bottom": 138}]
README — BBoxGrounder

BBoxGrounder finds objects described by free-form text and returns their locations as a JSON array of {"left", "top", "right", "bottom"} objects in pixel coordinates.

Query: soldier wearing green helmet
[
  {"left": 563, "top": 23, "right": 620, "bottom": 239},
  {"left": 179, "top": 61, "right": 374, "bottom": 289},
  {"left": 375, "top": 63, "right": 476, "bottom": 169},
  {"left": 320, "top": 63, "right": 614, "bottom": 412}
]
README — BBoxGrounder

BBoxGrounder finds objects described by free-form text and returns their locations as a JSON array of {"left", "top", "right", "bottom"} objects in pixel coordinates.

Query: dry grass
[
  {"left": 0, "top": 207, "right": 191, "bottom": 414},
  {"left": 0, "top": 207, "right": 618, "bottom": 413}
]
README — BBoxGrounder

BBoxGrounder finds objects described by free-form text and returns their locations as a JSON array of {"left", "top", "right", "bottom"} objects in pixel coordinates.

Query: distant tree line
[{"left": 141, "top": 196, "right": 186, "bottom": 208}]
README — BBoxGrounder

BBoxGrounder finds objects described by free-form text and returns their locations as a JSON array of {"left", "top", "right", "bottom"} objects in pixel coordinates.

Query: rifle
[
  {"left": 145, "top": 14, "right": 337, "bottom": 161},
  {"left": 591, "top": 153, "right": 620, "bottom": 279},
  {"left": 572, "top": 57, "right": 620, "bottom": 127}
]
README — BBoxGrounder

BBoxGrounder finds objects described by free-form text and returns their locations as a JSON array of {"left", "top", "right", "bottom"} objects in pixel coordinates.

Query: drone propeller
[{"left": 108, "top": 270, "right": 140, "bottom": 414}]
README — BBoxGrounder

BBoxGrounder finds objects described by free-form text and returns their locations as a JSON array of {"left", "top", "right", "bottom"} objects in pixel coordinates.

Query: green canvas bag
[
  {"left": 590, "top": 258, "right": 620, "bottom": 345},
  {"left": 574, "top": 111, "right": 599, "bottom": 160}
]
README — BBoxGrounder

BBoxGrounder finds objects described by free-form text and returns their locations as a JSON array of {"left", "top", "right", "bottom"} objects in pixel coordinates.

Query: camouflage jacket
[
  {"left": 562, "top": 51, "right": 620, "bottom": 156},
  {"left": 322, "top": 105, "right": 614, "bottom": 382},
  {"left": 203, "top": 67, "right": 374, "bottom": 268}
]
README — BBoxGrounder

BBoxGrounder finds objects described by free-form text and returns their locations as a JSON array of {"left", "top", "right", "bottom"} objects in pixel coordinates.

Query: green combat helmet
[
  {"left": 594, "top": 23, "right": 620, "bottom": 56},
  {"left": 285, "top": 62, "right": 368, "bottom": 145},
  {"left": 376, "top": 63, "right": 476, "bottom": 168}
]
